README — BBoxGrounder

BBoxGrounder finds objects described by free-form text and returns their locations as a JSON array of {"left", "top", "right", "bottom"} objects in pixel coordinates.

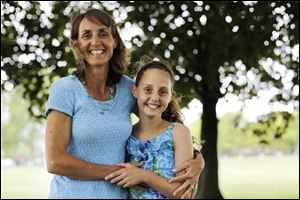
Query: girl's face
[
  {"left": 132, "top": 69, "right": 173, "bottom": 119},
  {"left": 77, "top": 17, "right": 117, "bottom": 68}
]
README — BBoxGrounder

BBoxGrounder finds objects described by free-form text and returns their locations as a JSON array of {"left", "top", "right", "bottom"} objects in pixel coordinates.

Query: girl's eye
[
  {"left": 160, "top": 90, "right": 168, "bottom": 95},
  {"left": 144, "top": 88, "right": 152, "bottom": 93}
]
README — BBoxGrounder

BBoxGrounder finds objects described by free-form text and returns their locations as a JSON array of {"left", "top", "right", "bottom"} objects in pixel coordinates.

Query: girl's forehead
[
  {"left": 140, "top": 69, "right": 172, "bottom": 86},
  {"left": 142, "top": 68, "right": 171, "bottom": 79}
]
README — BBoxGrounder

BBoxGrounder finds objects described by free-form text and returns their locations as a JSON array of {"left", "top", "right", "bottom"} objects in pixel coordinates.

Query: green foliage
[
  {"left": 1, "top": 1, "right": 298, "bottom": 120},
  {"left": 1, "top": 88, "right": 44, "bottom": 160},
  {"left": 188, "top": 111, "right": 299, "bottom": 153}
]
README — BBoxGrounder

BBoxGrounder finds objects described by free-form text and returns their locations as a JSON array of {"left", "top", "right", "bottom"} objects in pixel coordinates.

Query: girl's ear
[
  {"left": 131, "top": 84, "right": 138, "bottom": 98},
  {"left": 169, "top": 91, "right": 174, "bottom": 103}
]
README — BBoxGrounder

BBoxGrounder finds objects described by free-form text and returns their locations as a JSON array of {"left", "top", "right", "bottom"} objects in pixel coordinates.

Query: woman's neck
[{"left": 84, "top": 64, "right": 109, "bottom": 92}]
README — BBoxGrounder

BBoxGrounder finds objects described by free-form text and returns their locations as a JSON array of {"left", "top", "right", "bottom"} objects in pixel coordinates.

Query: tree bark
[{"left": 196, "top": 96, "right": 223, "bottom": 199}]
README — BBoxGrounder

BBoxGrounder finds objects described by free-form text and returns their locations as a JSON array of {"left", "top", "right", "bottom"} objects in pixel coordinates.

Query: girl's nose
[{"left": 150, "top": 93, "right": 159, "bottom": 101}]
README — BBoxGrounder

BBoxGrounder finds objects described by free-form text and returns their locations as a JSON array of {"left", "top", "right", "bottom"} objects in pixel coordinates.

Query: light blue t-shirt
[{"left": 45, "top": 75, "right": 136, "bottom": 199}]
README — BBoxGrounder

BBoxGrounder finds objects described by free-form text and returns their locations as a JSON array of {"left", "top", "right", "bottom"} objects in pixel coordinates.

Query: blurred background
[{"left": 1, "top": 1, "right": 299, "bottom": 199}]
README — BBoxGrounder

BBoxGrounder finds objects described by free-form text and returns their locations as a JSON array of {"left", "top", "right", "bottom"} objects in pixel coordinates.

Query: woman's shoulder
[
  {"left": 119, "top": 75, "right": 134, "bottom": 86},
  {"left": 51, "top": 75, "right": 77, "bottom": 90}
]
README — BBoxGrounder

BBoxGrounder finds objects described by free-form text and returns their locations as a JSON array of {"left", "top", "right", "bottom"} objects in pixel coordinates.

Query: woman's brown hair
[{"left": 69, "top": 9, "right": 127, "bottom": 86}]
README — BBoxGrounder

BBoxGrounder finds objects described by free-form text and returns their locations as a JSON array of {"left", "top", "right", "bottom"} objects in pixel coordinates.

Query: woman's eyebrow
[{"left": 80, "top": 29, "right": 90, "bottom": 34}]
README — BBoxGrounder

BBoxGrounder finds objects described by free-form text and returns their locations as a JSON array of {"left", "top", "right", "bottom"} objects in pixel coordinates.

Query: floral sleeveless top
[{"left": 126, "top": 123, "right": 176, "bottom": 199}]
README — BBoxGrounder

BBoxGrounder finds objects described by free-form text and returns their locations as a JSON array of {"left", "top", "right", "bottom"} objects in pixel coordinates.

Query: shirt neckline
[{"left": 73, "top": 75, "right": 120, "bottom": 103}]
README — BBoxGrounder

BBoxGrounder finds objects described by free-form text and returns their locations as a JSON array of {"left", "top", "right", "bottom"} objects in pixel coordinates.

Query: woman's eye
[
  {"left": 82, "top": 34, "right": 89, "bottom": 39},
  {"left": 99, "top": 32, "right": 108, "bottom": 37}
]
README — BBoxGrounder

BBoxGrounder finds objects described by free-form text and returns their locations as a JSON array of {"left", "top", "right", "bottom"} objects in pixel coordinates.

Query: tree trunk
[{"left": 196, "top": 96, "right": 223, "bottom": 199}]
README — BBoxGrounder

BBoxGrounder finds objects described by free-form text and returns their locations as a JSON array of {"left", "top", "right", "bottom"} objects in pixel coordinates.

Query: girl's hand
[{"left": 105, "top": 162, "right": 145, "bottom": 188}]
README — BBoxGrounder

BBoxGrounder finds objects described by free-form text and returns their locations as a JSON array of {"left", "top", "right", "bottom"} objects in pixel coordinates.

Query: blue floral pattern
[{"left": 127, "top": 123, "right": 176, "bottom": 199}]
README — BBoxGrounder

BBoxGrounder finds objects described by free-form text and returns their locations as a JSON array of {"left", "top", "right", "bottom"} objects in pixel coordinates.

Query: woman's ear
[
  {"left": 113, "top": 38, "right": 118, "bottom": 49},
  {"left": 131, "top": 84, "right": 138, "bottom": 98}
]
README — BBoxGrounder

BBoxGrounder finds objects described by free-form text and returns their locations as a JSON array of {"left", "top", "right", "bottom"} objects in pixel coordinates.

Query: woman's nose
[{"left": 91, "top": 35, "right": 101, "bottom": 46}]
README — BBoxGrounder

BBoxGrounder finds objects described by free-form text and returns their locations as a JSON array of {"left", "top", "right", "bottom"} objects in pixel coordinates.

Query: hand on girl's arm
[
  {"left": 105, "top": 163, "right": 145, "bottom": 187},
  {"left": 105, "top": 163, "right": 192, "bottom": 199},
  {"left": 168, "top": 152, "right": 204, "bottom": 197}
]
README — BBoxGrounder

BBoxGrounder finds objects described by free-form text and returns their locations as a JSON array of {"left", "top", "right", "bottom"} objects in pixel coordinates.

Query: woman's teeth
[{"left": 90, "top": 49, "right": 104, "bottom": 55}]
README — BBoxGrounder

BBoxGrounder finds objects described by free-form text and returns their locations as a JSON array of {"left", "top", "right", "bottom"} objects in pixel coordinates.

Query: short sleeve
[
  {"left": 45, "top": 78, "right": 75, "bottom": 117},
  {"left": 122, "top": 76, "right": 138, "bottom": 114}
]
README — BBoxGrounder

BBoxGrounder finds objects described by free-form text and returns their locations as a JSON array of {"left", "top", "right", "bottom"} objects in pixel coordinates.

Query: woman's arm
[
  {"left": 45, "top": 110, "right": 125, "bottom": 180},
  {"left": 168, "top": 152, "right": 204, "bottom": 197}
]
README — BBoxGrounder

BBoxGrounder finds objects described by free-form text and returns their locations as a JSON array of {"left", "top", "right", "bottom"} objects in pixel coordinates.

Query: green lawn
[
  {"left": 1, "top": 155, "right": 299, "bottom": 199},
  {"left": 219, "top": 155, "right": 299, "bottom": 199},
  {"left": 1, "top": 166, "right": 52, "bottom": 199}
]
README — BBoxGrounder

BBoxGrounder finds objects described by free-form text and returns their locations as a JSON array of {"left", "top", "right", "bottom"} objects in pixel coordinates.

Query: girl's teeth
[{"left": 148, "top": 104, "right": 159, "bottom": 109}]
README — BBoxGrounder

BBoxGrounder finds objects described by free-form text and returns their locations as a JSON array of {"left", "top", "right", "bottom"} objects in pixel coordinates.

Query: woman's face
[{"left": 77, "top": 17, "right": 117, "bottom": 68}]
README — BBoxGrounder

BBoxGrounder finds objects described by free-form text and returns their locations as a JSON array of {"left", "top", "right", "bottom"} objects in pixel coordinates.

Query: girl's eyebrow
[
  {"left": 141, "top": 83, "right": 153, "bottom": 86},
  {"left": 142, "top": 84, "right": 169, "bottom": 90}
]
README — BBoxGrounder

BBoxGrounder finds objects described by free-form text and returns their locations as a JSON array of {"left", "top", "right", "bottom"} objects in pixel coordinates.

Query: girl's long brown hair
[{"left": 135, "top": 58, "right": 184, "bottom": 124}]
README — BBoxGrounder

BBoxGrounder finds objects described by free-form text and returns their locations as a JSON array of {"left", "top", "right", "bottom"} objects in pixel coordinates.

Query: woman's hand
[
  {"left": 104, "top": 162, "right": 145, "bottom": 188},
  {"left": 169, "top": 153, "right": 205, "bottom": 197}
]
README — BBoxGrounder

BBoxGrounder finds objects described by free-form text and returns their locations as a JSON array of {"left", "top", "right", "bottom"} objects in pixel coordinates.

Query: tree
[
  {"left": 1, "top": 87, "right": 43, "bottom": 164},
  {"left": 119, "top": 1, "right": 299, "bottom": 198},
  {"left": 1, "top": 1, "right": 299, "bottom": 198}
]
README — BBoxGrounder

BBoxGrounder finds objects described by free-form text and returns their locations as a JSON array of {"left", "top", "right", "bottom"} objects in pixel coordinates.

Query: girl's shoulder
[{"left": 172, "top": 123, "right": 191, "bottom": 140}]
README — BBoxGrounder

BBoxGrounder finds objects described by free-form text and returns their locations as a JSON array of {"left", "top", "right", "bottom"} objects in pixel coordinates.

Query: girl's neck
[
  {"left": 134, "top": 116, "right": 170, "bottom": 140},
  {"left": 139, "top": 116, "right": 163, "bottom": 131}
]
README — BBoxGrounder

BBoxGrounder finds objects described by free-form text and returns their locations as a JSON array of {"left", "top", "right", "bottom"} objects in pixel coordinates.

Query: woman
[{"left": 45, "top": 8, "right": 204, "bottom": 199}]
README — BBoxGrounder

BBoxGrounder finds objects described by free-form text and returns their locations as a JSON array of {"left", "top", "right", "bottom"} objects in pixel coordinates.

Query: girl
[{"left": 105, "top": 59, "right": 196, "bottom": 199}]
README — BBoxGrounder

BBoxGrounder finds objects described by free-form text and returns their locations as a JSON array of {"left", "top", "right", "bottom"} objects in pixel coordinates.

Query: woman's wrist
[{"left": 139, "top": 168, "right": 149, "bottom": 183}]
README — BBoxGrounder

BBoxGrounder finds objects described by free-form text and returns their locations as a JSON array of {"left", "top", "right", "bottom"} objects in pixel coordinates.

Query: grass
[
  {"left": 1, "top": 166, "right": 52, "bottom": 199},
  {"left": 219, "top": 155, "right": 299, "bottom": 199},
  {"left": 1, "top": 155, "right": 299, "bottom": 199}
]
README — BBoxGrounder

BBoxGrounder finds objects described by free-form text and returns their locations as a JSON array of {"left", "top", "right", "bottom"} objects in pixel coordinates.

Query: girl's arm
[
  {"left": 143, "top": 123, "right": 195, "bottom": 199},
  {"left": 105, "top": 123, "right": 194, "bottom": 198},
  {"left": 169, "top": 146, "right": 205, "bottom": 197},
  {"left": 46, "top": 110, "right": 142, "bottom": 179}
]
